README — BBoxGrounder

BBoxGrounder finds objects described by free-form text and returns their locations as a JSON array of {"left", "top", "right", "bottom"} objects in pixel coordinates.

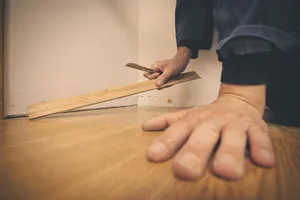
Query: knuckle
[
  {"left": 249, "top": 135, "right": 272, "bottom": 150},
  {"left": 187, "top": 111, "right": 207, "bottom": 123},
  {"left": 178, "top": 109, "right": 188, "bottom": 116},
  {"left": 260, "top": 122, "right": 268, "bottom": 132},
  {"left": 259, "top": 118, "right": 268, "bottom": 129},
  {"left": 199, "top": 120, "right": 219, "bottom": 133},
  {"left": 224, "top": 112, "right": 239, "bottom": 121},
  {"left": 248, "top": 127, "right": 271, "bottom": 150},
  {"left": 222, "top": 146, "right": 242, "bottom": 156},
  {"left": 188, "top": 140, "right": 211, "bottom": 152},
  {"left": 159, "top": 73, "right": 169, "bottom": 79},
  {"left": 178, "top": 120, "right": 191, "bottom": 131},
  {"left": 240, "top": 115, "right": 268, "bottom": 132},
  {"left": 248, "top": 119, "right": 268, "bottom": 133},
  {"left": 248, "top": 125, "right": 260, "bottom": 133},
  {"left": 222, "top": 122, "right": 237, "bottom": 132},
  {"left": 156, "top": 60, "right": 167, "bottom": 67},
  {"left": 241, "top": 116, "right": 254, "bottom": 123},
  {"left": 151, "top": 62, "right": 160, "bottom": 69},
  {"left": 155, "top": 135, "right": 174, "bottom": 149},
  {"left": 226, "top": 120, "right": 248, "bottom": 132},
  {"left": 173, "top": 110, "right": 188, "bottom": 121}
]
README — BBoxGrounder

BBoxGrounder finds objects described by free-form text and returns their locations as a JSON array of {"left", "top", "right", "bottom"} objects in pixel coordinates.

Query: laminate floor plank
[{"left": 0, "top": 106, "right": 299, "bottom": 200}]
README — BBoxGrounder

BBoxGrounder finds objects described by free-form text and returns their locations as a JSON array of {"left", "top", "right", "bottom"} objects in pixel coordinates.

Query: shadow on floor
[{"left": 264, "top": 109, "right": 300, "bottom": 128}]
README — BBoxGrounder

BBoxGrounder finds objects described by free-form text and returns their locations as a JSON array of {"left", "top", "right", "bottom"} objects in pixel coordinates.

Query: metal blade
[{"left": 125, "top": 63, "right": 156, "bottom": 73}]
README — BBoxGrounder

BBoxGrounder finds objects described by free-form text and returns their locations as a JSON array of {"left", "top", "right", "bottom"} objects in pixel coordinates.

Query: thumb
[{"left": 155, "top": 70, "right": 172, "bottom": 87}]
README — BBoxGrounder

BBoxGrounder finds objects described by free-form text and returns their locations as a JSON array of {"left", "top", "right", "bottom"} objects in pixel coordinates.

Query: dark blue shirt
[{"left": 175, "top": 0, "right": 300, "bottom": 84}]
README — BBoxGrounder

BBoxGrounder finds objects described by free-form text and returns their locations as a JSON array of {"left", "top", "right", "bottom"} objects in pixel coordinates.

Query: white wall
[
  {"left": 4, "top": 0, "right": 222, "bottom": 116},
  {"left": 137, "top": 0, "right": 222, "bottom": 107},
  {"left": 4, "top": 0, "right": 139, "bottom": 116}
]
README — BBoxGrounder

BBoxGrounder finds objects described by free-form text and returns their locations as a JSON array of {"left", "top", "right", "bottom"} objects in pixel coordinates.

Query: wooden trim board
[
  {"left": 0, "top": 0, "right": 5, "bottom": 120},
  {"left": 27, "top": 71, "right": 200, "bottom": 119}
]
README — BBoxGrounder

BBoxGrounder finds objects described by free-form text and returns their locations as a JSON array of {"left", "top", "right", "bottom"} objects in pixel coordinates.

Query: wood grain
[
  {"left": 0, "top": 107, "right": 299, "bottom": 200},
  {"left": 0, "top": 0, "right": 5, "bottom": 120},
  {"left": 26, "top": 71, "right": 200, "bottom": 119}
]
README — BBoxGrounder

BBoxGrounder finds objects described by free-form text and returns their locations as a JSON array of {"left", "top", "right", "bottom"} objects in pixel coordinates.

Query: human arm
[
  {"left": 140, "top": 0, "right": 300, "bottom": 182},
  {"left": 144, "top": 0, "right": 214, "bottom": 86}
]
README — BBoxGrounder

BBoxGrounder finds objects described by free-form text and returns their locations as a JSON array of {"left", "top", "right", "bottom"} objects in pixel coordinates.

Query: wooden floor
[{"left": 0, "top": 106, "right": 300, "bottom": 200}]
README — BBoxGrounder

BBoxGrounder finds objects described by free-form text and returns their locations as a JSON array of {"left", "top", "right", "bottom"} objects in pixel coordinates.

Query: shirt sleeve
[
  {"left": 214, "top": 0, "right": 300, "bottom": 85},
  {"left": 175, "top": 0, "right": 214, "bottom": 59},
  {"left": 220, "top": 37, "right": 281, "bottom": 85}
]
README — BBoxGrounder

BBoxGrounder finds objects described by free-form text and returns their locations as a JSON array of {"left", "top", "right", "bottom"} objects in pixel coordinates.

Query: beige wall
[
  {"left": 4, "top": 0, "right": 139, "bottom": 116},
  {"left": 137, "top": 0, "right": 222, "bottom": 107},
  {"left": 5, "top": 0, "right": 222, "bottom": 116}
]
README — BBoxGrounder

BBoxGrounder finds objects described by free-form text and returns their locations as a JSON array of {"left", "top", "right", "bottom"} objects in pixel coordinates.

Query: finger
[
  {"left": 212, "top": 122, "right": 247, "bottom": 180},
  {"left": 144, "top": 62, "right": 163, "bottom": 78},
  {"left": 143, "top": 71, "right": 160, "bottom": 79},
  {"left": 171, "top": 118, "right": 224, "bottom": 181},
  {"left": 143, "top": 71, "right": 151, "bottom": 79},
  {"left": 150, "top": 62, "right": 161, "bottom": 71},
  {"left": 155, "top": 69, "right": 173, "bottom": 87},
  {"left": 148, "top": 72, "right": 160, "bottom": 80},
  {"left": 143, "top": 71, "right": 159, "bottom": 80},
  {"left": 247, "top": 124, "right": 275, "bottom": 167},
  {"left": 146, "top": 116, "right": 198, "bottom": 162},
  {"left": 142, "top": 110, "right": 187, "bottom": 131}
]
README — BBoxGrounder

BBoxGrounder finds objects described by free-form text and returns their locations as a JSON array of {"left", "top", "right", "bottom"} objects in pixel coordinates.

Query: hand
[
  {"left": 144, "top": 47, "right": 191, "bottom": 87},
  {"left": 142, "top": 94, "right": 275, "bottom": 181}
]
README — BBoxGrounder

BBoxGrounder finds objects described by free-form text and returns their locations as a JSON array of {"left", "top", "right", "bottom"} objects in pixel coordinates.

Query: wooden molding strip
[
  {"left": 0, "top": 0, "right": 5, "bottom": 120},
  {"left": 27, "top": 71, "right": 200, "bottom": 119}
]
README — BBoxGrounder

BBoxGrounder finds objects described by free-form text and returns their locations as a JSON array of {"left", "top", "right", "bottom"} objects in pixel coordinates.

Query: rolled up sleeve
[{"left": 175, "top": 0, "right": 214, "bottom": 59}]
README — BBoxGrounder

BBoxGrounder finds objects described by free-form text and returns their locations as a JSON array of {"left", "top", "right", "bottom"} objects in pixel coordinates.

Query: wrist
[
  {"left": 174, "top": 47, "right": 192, "bottom": 60},
  {"left": 216, "top": 83, "right": 266, "bottom": 115}
]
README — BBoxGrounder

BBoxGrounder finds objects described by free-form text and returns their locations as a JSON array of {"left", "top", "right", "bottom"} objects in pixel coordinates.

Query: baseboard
[{"left": 5, "top": 104, "right": 137, "bottom": 119}]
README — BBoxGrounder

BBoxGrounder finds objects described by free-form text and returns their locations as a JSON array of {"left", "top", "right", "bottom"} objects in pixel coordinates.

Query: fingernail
[
  {"left": 178, "top": 152, "right": 201, "bottom": 172},
  {"left": 259, "top": 149, "right": 273, "bottom": 163},
  {"left": 148, "top": 142, "right": 168, "bottom": 155},
  {"left": 156, "top": 79, "right": 163, "bottom": 86},
  {"left": 218, "top": 154, "right": 243, "bottom": 176}
]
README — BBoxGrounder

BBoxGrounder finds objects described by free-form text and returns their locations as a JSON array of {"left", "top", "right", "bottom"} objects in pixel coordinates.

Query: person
[{"left": 141, "top": 0, "right": 300, "bottom": 181}]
